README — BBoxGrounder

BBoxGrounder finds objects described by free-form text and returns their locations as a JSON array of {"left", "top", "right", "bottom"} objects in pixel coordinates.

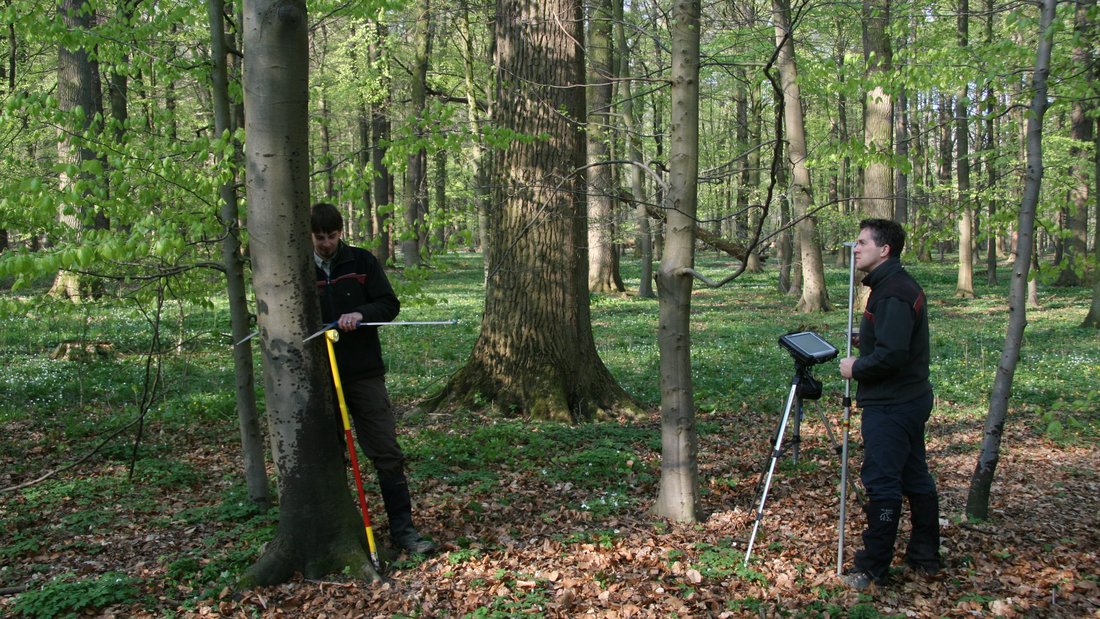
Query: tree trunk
[
  {"left": 370, "top": 23, "right": 394, "bottom": 265},
  {"left": 984, "top": 0, "right": 999, "bottom": 285},
  {"left": 984, "top": 83, "right": 999, "bottom": 286},
  {"left": 776, "top": 163, "right": 792, "bottom": 294},
  {"left": 1088, "top": 118, "right": 1100, "bottom": 327},
  {"left": 860, "top": 0, "right": 893, "bottom": 219},
  {"left": 1056, "top": 0, "right": 1094, "bottom": 287},
  {"left": 429, "top": 0, "right": 640, "bottom": 422},
  {"left": 956, "top": 0, "right": 976, "bottom": 297},
  {"left": 207, "top": 0, "right": 269, "bottom": 506},
  {"left": 746, "top": 80, "right": 763, "bottom": 273},
  {"left": 357, "top": 102, "right": 375, "bottom": 241},
  {"left": 966, "top": 0, "right": 1055, "bottom": 521},
  {"left": 457, "top": 0, "right": 493, "bottom": 272},
  {"left": 586, "top": 0, "right": 623, "bottom": 293},
  {"left": 893, "top": 3, "right": 909, "bottom": 224},
  {"left": 240, "top": 0, "right": 379, "bottom": 585},
  {"left": 617, "top": 0, "right": 654, "bottom": 298},
  {"left": 402, "top": 0, "right": 431, "bottom": 267},
  {"left": 50, "top": 0, "right": 105, "bottom": 302},
  {"left": 1084, "top": 277, "right": 1100, "bottom": 328},
  {"left": 434, "top": 144, "right": 448, "bottom": 250},
  {"left": 653, "top": 0, "right": 701, "bottom": 523},
  {"left": 773, "top": 0, "right": 829, "bottom": 313}
]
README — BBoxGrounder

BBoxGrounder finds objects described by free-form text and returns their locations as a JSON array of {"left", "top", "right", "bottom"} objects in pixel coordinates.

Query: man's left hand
[{"left": 338, "top": 312, "right": 363, "bottom": 331}]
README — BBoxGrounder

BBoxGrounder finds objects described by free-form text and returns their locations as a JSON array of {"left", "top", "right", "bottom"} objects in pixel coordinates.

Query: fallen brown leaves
[{"left": 2, "top": 406, "right": 1098, "bottom": 618}]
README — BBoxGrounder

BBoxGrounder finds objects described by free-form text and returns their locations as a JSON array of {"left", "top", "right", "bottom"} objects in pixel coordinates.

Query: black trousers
[
  {"left": 859, "top": 390, "right": 936, "bottom": 503},
  {"left": 338, "top": 375, "right": 406, "bottom": 479}
]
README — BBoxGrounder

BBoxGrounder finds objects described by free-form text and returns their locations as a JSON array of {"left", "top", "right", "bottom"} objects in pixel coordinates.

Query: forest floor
[{"left": 2, "top": 401, "right": 1098, "bottom": 618}]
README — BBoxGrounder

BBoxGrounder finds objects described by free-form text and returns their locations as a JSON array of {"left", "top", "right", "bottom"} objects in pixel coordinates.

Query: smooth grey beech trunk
[
  {"left": 240, "top": 0, "right": 379, "bottom": 585},
  {"left": 206, "top": 0, "right": 269, "bottom": 507},
  {"left": 773, "top": 0, "right": 830, "bottom": 314},
  {"left": 653, "top": 0, "right": 701, "bottom": 523},
  {"left": 956, "top": 0, "right": 975, "bottom": 298}
]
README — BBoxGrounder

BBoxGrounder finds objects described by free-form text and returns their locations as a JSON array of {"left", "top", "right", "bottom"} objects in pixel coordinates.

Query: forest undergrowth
[{"left": 1, "top": 254, "right": 1097, "bottom": 618}]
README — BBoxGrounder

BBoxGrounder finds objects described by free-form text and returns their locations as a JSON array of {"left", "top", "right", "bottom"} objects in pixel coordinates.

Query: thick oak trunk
[{"left": 431, "top": 0, "right": 639, "bottom": 422}]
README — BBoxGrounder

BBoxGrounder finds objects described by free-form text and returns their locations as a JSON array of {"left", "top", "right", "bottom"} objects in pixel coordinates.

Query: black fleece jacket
[
  {"left": 315, "top": 242, "right": 400, "bottom": 381},
  {"left": 853, "top": 258, "right": 932, "bottom": 406}
]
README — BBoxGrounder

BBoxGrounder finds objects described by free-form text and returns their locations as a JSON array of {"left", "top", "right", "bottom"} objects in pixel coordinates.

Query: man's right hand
[{"left": 839, "top": 356, "right": 856, "bottom": 379}]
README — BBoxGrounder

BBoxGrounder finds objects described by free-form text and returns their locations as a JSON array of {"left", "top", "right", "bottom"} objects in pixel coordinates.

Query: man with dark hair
[
  {"left": 839, "top": 218, "right": 940, "bottom": 589},
  {"left": 311, "top": 202, "right": 436, "bottom": 555}
]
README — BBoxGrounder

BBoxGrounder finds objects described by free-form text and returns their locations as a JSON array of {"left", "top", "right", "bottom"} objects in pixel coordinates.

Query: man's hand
[
  {"left": 338, "top": 312, "right": 363, "bottom": 331},
  {"left": 839, "top": 356, "right": 856, "bottom": 379}
]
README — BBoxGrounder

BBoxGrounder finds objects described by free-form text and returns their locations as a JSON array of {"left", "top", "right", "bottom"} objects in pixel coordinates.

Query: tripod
[{"left": 744, "top": 363, "right": 825, "bottom": 565}]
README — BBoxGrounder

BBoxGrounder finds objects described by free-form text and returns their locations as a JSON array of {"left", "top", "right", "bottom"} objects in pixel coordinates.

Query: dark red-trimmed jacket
[
  {"left": 315, "top": 242, "right": 400, "bottom": 381},
  {"left": 853, "top": 258, "right": 932, "bottom": 406}
]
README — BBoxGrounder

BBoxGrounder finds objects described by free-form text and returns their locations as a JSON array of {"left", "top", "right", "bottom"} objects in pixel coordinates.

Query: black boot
[
  {"left": 379, "top": 473, "right": 436, "bottom": 555},
  {"left": 904, "top": 492, "right": 941, "bottom": 575},
  {"left": 849, "top": 500, "right": 902, "bottom": 586}
]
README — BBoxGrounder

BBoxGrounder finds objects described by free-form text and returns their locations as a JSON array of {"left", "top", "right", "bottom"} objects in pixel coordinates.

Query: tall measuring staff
[{"left": 837, "top": 240, "right": 857, "bottom": 575}]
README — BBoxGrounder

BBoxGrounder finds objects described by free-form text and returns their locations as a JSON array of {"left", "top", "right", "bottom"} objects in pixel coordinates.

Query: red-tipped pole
[{"left": 324, "top": 329, "right": 381, "bottom": 570}]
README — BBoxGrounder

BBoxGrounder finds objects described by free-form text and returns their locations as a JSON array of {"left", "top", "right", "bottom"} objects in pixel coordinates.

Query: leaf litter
[{"left": 1, "top": 404, "right": 1098, "bottom": 618}]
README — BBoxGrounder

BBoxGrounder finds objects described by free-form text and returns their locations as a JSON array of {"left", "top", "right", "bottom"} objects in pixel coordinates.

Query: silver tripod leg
[{"left": 744, "top": 379, "right": 800, "bottom": 566}]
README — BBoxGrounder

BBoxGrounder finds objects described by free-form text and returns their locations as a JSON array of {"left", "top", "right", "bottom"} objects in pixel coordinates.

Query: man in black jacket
[
  {"left": 839, "top": 218, "right": 940, "bottom": 589},
  {"left": 312, "top": 202, "right": 436, "bottom": 555}
]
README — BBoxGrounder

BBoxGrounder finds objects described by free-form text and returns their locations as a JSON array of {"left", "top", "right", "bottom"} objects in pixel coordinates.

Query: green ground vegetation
[{"left": 0, "top": 252, "right": 1097, "bottom": 617}]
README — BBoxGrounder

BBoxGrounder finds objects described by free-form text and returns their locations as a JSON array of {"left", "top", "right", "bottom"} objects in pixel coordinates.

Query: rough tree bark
[
  {"left": 966, "top": 0, "right": 1055, "bottom": 520},
  {"left": 50, "top": 0, "right": 105, "bottom": 301},
  {"left": 240, "top": 0, "right": 379, "bottom": 585},
  {"left": 653, "top": 0, "right": 701, "bottom": 523},
  {"left": 860, "top": 0, "right": 893, "bottom": 219},
  {"left": 428, "top": 0, "right": 640, "bottom": 422}
]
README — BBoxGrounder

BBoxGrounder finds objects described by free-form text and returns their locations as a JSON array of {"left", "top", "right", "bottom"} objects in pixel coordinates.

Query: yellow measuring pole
[{"left": 324, "top": 329, "right": 380, "bottom": 569}]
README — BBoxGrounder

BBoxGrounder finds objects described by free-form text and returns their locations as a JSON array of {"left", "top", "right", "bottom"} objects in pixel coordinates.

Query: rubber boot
[
  {"left": 904, "top": 492, "right": 941, "bottom": 575},
  {"left": 379, "top": 473, "right": 437, "bottom": 555},
  {"left": 851, "top": 500, "right": 903, "bottom": 585}
]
